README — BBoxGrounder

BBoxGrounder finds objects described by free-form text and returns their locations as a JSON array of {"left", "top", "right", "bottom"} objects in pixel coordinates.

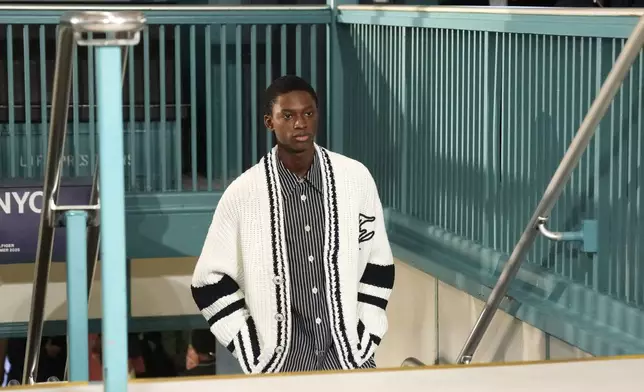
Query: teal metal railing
[
  {"left": 336, "top": 6, "right": 644, "bottom": 308},
  {"left": 4, "top": 3, "right": 644, "bottom": 363},
  {"left": 0, "top": 5, "right": 332, "bottom": 192}
]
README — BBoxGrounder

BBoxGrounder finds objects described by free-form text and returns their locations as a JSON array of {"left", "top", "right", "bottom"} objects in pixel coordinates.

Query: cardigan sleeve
[
  {"left": 191, "top": 184, "right": 262, "bottom": 374},
  {"left": 354, "top": 170, "right": 395, "bottom": 365}
]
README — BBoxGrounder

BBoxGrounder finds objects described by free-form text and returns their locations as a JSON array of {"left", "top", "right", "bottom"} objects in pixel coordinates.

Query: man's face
[{"left": 264, "top": 90, "right": 318, "bottom": 154}]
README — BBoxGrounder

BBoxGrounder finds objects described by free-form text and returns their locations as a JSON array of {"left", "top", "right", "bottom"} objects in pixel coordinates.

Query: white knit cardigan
[{"left": 191, "top": 145, "right": 395, "bottom": 374}]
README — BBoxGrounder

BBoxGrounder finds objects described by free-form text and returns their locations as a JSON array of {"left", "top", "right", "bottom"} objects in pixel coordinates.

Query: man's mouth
[{"left": 294, "top": 134, "right": 311, "bottom": 142}]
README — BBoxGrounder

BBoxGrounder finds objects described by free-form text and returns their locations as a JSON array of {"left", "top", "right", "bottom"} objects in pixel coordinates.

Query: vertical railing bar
[
  {"left": 591, "top": 37, "right": 601, "bottom": 291},
  {"left": 400, "top": 26, "right": 408, "bottom": 214},
  {"left": 221, "top": 24, "right": 228, "bottom": 187},
  {"left": 522, "top": 34, "right": 528, "bottom": 259},
  {"left": 159, "top": 25, "right": 167, "bottom": 192},
  {"left": 637, "top": 51, "right": 643, "bottom": 304},
  {"left": 236, "top": 24, "right": 243, "bottom": 176},
  {"left": 438, "top": 28, "right": 444, "bottom": 227},
  {"left": 7, "top": 25, "right": 16, "bottom": 178},
  {"left": 95, "top": 43, "right": 129, "bottom": 392},
  {"left": 608, "top": 40, "right": 617, "bottom": 294},
  {"left": 432, "top": 28, "right": 438, "bottom": 223},
  {"left": 206, "top": 25, "right": 213, "bottom": 190},
  {"left": 39, "top": 25, "right": 48, "bottom": 180},
  {"left": 464, "top": 31, "right": 470, "bottom": 238},
  {"left": 128, "top": 38, "right": 136, "bottom": 191},
  {"left": 23, "top": 25, "right": 33, "bottom": 179},
  {"left": 88, "top": 32, "right": 96, "bottom": 173},
  {"left": 143, "top": 27, "right": 151, "bottom": 191},
  {"left": 72, "top": 40, "right": 80, "bottom": 177},
  {"left": 325, "top": 23, "right": 330, "bottom": 149},
  {"left": 411, "top": 28, "right": 418, "bottom": 217},
  {"left": 457, "top": 16, "right": 644, "bottom": 365},
  {"left": 64, "top": 32, "right": 131, "bottom": 385},
  {"left": 281, "top": 24, "right": 287, "bottom": 76},
  {"left": 174, "top": 26, "right": 182, "bottom": 191},
  {"left": 250, "top": 24, "right": 258, "bottom": 164},
  {"left": 419, "top": 28, "right": 426, "bottom": 220},
  {"left": 626, "top": 48, "right": 635, "bottom": 301},
  {"left": 295, "top": 24, "right": 302, "bottom": 76},
  {"left": 638, "top": 53, "right": 643, "bottom": 304},
  {"left": 266, "top": 25, "right": 273, "bottom": 153},
  {"left": 616, "top": 41, "right": 626, "bottom": 298},
  {"left": 65, "top": 210, "right": 89, "bottom": 382},
  {"left": 90, "top": 15, "right": 146, "bottom": 392},
  {"left": 310, "top": 25, "right": 318, "bottom": 92},
  {"left": 351, "top": 24, "right": 359, "bottom": 166},
  {"left": 538, "top": 34, "right": 547, "bottom": 266},
  {"left": 190, "top": 25, "right": 197, "bottom": 191}
]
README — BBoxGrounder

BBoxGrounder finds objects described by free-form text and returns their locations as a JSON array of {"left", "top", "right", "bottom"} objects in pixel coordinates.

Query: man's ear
[{"left": 264, "top": 115, "right": 273, "bottom": 130}]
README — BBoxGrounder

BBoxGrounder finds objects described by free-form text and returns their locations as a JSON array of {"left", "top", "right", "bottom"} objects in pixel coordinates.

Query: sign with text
[{"left": 0, "top": 181, "right": 92, "bottom": 264}]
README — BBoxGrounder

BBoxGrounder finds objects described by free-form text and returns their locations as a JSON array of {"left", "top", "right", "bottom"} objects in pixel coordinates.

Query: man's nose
[{"left": 293, "top": 116, "right": 306, "bottom": 129}]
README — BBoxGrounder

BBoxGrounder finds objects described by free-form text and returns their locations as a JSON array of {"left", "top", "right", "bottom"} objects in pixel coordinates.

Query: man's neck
[{"left": 277, "top": 145, "right": 314, "bottom": 178}]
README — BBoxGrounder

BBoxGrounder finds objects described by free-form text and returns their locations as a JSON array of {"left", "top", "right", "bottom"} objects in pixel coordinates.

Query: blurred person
[
  {"left": 191, "top": 75, "right": 395, "bottom": 374},
  {"left": 181, "top": 329, "right": 217, "bottom": 377},
  {"left": 88, "top": 333, "right": 147, "bottom": 380},
  {"left": 138, "top": 332, "right": 176, "bottom": 378},
  {"left": 36, "top": 337, "right": 66, "bottom": 382}
]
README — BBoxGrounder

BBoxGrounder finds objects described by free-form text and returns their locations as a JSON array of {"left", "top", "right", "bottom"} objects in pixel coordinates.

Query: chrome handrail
[
  {"left": 22, "top": 22, "right": 75, "bottom": 387},
  {"left": 456, "top": 15, "right": 644, "bottom": 365},
  {"left": 23, "top": 11, "right": 145, "bottom": 386},
  {"left": 402, "top": 357, "right": 426, "bottom": 367}
]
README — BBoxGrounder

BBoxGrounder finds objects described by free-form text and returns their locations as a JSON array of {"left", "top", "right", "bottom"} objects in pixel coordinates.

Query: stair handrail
[
  {"left": 402, "top": 357, "right": 426, "bottom": 367},
  {"left": 456, "top": 15, "right": 644, "bottom": 365},
  {"left": 23, "top": 12, "right": 145, "bottom": 386},
  {"left": 22, "top": 21, "right": 76, "bottom": 386}
]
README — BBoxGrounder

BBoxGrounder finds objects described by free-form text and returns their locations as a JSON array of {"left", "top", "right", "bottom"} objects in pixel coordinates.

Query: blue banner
[{"left": 0, "top": 180, "right": 92, "bottom": 264}]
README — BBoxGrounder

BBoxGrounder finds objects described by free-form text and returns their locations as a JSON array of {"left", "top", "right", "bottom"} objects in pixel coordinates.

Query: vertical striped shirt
[{"left": 276, "top": 153, "right": 376, "bottom": 372}]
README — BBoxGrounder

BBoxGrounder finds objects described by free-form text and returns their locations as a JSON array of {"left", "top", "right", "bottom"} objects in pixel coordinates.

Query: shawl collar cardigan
[{"left": 191, "top": 145, "right": 395, "bottom": 374}]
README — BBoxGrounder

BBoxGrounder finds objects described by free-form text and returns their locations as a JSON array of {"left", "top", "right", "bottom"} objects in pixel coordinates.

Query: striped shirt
[{"left": 276, "top": 153, "right": 376, "bottom": 372}]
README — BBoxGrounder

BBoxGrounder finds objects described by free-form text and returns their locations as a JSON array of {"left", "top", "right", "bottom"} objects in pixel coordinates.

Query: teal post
[
  {"left": 96, "top": 46, "right": 129, "bottom": 392},
  {"left": 65, "top": 210, "right": 89, "bottom": 382},
  {"left": 327, "top": 0, "right": 357, "bottom": 153}
]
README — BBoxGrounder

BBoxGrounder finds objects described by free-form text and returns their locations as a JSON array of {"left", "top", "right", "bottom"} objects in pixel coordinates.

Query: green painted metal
[
  {"left": 386, "top": 209, "right": 644, "bottom": 357},
  {"left": 124, "top": 193, "right": 219, "bottom": 258},
  {"left": 0, "top": 122, "right": 175, "bottom": 191},
  {"left": 0, "top": 9, "right": 331, "bottom": 192},
  {"left": 3, "top": 5, "right": 644, "bottom": 359},
  {"left": 337, "top": 10, "right": 644, "bottom": 354},
  {"left": 336, "top": 9, "right": 639, "bottom": 39}
]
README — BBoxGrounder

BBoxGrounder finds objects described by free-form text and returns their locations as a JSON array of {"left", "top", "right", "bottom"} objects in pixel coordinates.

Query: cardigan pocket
[{"left": 229, "top": 316, "right": 263, "bottom": 374}]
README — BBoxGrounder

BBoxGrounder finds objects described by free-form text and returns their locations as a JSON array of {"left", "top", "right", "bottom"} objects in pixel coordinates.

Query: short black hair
[{"left": 263, "top": 75, "right": 318, "bottom": 116}]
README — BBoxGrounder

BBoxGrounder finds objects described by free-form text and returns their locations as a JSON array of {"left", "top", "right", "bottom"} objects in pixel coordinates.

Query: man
[{"left": 191, "top": 75, "right": 395, "bottom": 374}]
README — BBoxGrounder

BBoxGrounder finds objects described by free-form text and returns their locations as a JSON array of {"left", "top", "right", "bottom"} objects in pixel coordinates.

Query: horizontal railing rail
[
  {"left": 0, "top": 6, "right": 332, "bottom": 25},
  {"left": 335, "top": 5, "right": 641, "bottom": 39},
  {"left": 337, "top": 5, "right": 644, "bottom": 16}
]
